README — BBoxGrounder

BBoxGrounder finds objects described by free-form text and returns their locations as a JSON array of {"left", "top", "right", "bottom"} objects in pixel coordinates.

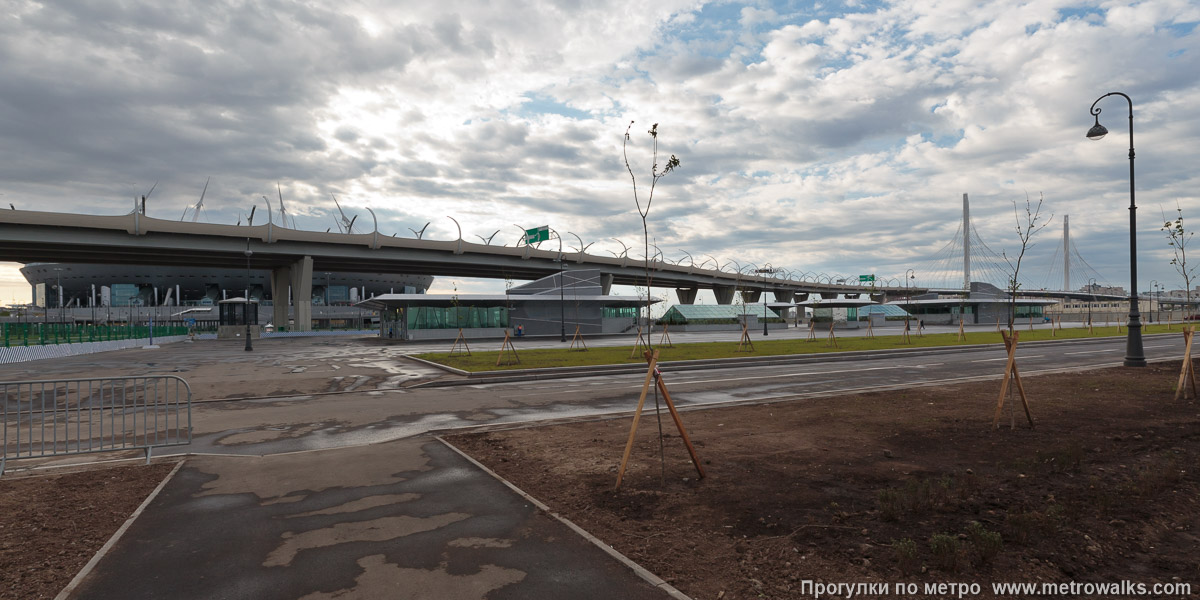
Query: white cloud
[{"left": 2, "top": 0, "right": 1200, "bottom": 304}]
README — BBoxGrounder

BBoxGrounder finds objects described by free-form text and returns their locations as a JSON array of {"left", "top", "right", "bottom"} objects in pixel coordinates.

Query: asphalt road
[
  {"left": 170, "top": 331, "right": 1186, "bottom": 458},
  {"left": 4, "top": 331, "right": 1183, "bottom": 600}
]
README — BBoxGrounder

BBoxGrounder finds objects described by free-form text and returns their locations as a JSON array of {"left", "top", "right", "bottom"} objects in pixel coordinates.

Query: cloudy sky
[{"left": 2, "top": 0, "right": 1198, "bottom": 304}]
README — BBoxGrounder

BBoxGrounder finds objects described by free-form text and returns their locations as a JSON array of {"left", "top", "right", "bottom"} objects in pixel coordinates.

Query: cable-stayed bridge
[{"left": 913, "top": 194, "right": 1119, "bottom": 296}]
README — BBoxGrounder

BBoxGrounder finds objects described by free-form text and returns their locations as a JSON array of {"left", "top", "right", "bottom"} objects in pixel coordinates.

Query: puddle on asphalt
[{"left": 346, "top": 360, "right": 416, "bottom": 375}]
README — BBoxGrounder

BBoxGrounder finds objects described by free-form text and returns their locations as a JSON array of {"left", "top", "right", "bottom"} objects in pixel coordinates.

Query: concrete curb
[
  {"left": 410, "top": 333, "right": 1179, "bottom": 387},
  {"left": 435, "top": 437, "right": 693, "bottom": 600},
  {"left": 55, "top": 459, "right": 187, "bottom": 600},
  {"left": 404, "top": 354, "right": 469, "bottom": 376}
]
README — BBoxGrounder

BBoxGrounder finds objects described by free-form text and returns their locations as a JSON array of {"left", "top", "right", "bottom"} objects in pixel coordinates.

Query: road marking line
[
  {"left": 972, "top": 355, "right": 1044, "bottom": 363},
  {"left": 644, "top": 364, "right": 904, "bottom": 387},
  {"left": 1064, "top": 349, "right": 1120, "bottom": 355}
]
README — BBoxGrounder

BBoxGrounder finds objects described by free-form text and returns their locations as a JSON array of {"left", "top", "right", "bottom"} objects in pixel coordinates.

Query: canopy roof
[
  {"left": 357, "top": 293, "right": 656, "bottom": 311},
  {"left": 661, "top": 304, "right": 780, "bottom": 321}
]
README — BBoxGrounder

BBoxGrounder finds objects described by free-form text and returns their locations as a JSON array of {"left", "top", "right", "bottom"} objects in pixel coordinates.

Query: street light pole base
[{"left": 1124, "top": 313, "right": 1146, "bottom": 367}]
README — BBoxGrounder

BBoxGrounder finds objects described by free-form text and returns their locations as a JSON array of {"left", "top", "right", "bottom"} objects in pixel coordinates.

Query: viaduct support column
[
  {"left": 291, "top": 256, "right": 313, "bottom": 332},
  {"left": 600, "top": 274, "right": 614, "bottom": 296},
  {"left": 675, "top": 288, "right": 698, "bottom": 304},
  {"left": 271, "top": 266, "right": 291, "bottom": 330},
  {"left": 742, "top": 289, "right": 762, "bottom": 303},
  {"left": 773, "top": 290, "right": 794, "bottom": 304},
  {"left": 713, "top": 285, "right": 735, "bottom": 305}
]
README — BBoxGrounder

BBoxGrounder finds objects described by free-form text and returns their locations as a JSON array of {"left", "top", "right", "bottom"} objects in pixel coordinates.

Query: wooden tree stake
[
  {"left": 496, "top": 330, "right": 520, "bottom": 366},
  {"left": 570, "top": 324, "right": 588, "bottom": 351},
  {"left": 449, "top": 328, "right": 471, "bottom": 357},
  {"left": 866, "top": 319, "right": 875, "bottom": 339},
  {"left": 736, "top": 323, "right": 755, "bottom": 352},
  {"left": 826, "top": 322, "right": 838, "bottom": 348},
  {"left": 902, "top": 319, "right": 911, "bottom": 344},
  {"left": 615, "top": 350, "right": 659, "bottom": 489},
  {"left": 1175, "top": 326, "right": 1198, "bottom": 401},
  {"left": 629, "top": 327, "right": 648, "bottom": 358},
  {"left": 992, "top": 330, "right": 1035, "bottom": 429},
  {"left": 957, "top": 318, "right": 966, "bottom": 342},
  {"left": 615, "top": 350, "right": 705, "bottom": 489},
  {"left": 806, "top": 320, "right": 816, "bottom": 342},
  {"left": 653, "top": 365, "right": 705, "bottom": 479},
  {"left": 659, "top": 323, "right": 674, "bottom": 348}
]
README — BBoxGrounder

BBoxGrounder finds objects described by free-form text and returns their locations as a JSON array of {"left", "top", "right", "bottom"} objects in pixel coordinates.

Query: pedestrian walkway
[{"left": 68, "top": 438, "right": 677, "bottom": 599}]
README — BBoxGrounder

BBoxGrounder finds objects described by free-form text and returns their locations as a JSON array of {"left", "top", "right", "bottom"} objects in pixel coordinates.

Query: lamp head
[{"left": 1086, "top": 114, "right": 1108, "bottom": 140}]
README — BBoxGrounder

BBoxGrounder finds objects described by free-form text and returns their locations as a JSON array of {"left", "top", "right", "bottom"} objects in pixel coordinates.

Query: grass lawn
[{"left": 414, "top": 323, "right": 1178, "bottom": 372}]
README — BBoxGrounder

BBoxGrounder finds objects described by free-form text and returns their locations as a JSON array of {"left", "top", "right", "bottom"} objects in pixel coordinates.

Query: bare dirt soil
[
  {"left": 449, "top": 363, "right": 1200, "bottom": 599},
  {"left": 0, "top": 462, "right": 177, "bottom": 600}
]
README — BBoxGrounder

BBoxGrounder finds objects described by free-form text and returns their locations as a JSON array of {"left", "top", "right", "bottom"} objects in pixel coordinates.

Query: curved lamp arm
[
  {"left": 366, "top": 207, "right": 379, "bottom": 249},
  {"left": 447, "top": 216, "right": 463, "bottom": 254}
]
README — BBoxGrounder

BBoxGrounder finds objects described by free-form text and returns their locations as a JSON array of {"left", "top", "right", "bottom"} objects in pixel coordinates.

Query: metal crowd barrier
[{"left": 2, "top": 376, "right": 191, "bottom": 476}]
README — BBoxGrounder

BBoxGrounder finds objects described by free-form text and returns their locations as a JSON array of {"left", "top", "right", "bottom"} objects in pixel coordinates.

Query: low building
[
  {"left": 656, "top": 304, "right": 784, "bottom": 332},
  {"left": 358, "top": 269, "right": 656, "bottom": 340},
  {"left": 891, "top": 282, "right": 1058, "bottom": 325}
]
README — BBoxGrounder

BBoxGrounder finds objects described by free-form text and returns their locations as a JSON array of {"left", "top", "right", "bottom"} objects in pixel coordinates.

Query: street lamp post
[
  {"left": 53, "top": 267, "right": 63, "bottom": 323},
  {"left": 1149, "top": 280, "right": 1157, "bottom": 323},
  {"left": 558, "top": 258, "right": 566, "bottom": 342},
  {"left": 552, "top": 229, "right": 566, "bottom": 342},
  {"left": 245, "top": 239, "right": 254, "bottom": 352},
  {"left": 754, "top": 265, "right": 777, "bottom": 336},
  {"left": 905, "top": 269, "right": 915, "bottom": 333},
  {"left": 1156, "top": 283, "right": 1163, "bottom": 323},
  {"left": 1087, "top": 92, "right": 1146, "bottom": 367},
  {"left": 1088, "top": 277, "right": 1096, "bottom": 327}
]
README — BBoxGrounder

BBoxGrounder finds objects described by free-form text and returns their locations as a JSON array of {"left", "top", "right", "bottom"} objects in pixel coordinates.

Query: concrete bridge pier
[
  {"left": 713, "top": 285, "right": 735, "bottom": 305},
  {"left": 601, "top": 273, "right": 613, "bottom": 296},
  {"left": 270, "top": 265, "right": 291, "bottom": 330},
  {"left": 675, "top": 288, "right": 698, "bottom": 304},
  {"left": 741, "top": 289, "right": 762, "bottom": 303},
  {"left": 291, "top": 256, "right": 313, "bottom": 331},
  {"left": 773, "top": 290, "right": 794, "bottom": 304}
]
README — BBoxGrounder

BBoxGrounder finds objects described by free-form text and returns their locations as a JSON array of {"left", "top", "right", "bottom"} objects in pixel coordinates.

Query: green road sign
[
  {"left": 524, "top": 225, "right": 550, "bottom": 245},
  {"left": 859, "top": 274, "right": 875, "bottom": 282}
]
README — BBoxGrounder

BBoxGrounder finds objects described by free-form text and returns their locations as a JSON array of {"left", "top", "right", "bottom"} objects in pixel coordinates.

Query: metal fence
[
  {"left": 1, "top": 322, "right": 190, "bottom": 348},
  {"left": 2, "top": 376, "right": 191, "bottom": 475}
]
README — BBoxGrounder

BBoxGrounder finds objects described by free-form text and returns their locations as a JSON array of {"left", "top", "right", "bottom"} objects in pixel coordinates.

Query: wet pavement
[
  {"left": 71, "top": 439, "right": 672, "bottom": 599},
  {"left": 2, "top": 332, "right": 1185, "bottom": 599},
  {"left": 0, "top": 337, "right": 682, "bottom": 599}
]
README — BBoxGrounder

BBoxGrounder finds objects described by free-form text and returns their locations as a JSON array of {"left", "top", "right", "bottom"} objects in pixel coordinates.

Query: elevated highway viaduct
[{"left": 0, "top": 209, "right": 912, "bottom": 330}]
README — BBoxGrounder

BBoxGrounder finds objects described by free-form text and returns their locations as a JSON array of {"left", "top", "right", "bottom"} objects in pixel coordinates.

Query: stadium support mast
[
  {"left": 1063, "top": 215, "right": 1070, "bottom": 291},
  {"left": 963, "top": 193, "right": 970, "bottom": 290}
]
